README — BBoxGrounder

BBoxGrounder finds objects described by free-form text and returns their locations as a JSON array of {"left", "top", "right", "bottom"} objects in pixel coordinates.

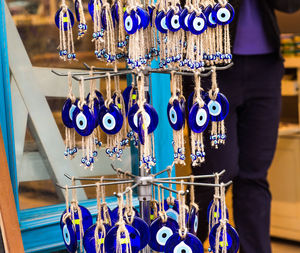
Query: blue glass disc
[
  {"left": 179, "top": 8, "right": 190, "bottom": 31},
  {"left": 72, "top": 105, "right": 95, "bottom": 136},
  {"left": 105, "top": 224, "right": 141, "bottom": 253},
  {"left": 124, "top": 10, "right": 139, "bottom": 34},
  {"left": 101, "top": 8, "right": 107, "bottom": 29},
  {"left": 60, "top": 216, "right": 77, "bottom": 253},
  {"left": 111, "top": 2, "right": 119, "bottom": 27},
  {"left": 122, "top": 86, "right": 137, "bottom": 116},
  {"left": 165, "top": 232, "right": 204, "bottom": 253},
  {"left": 137, "top": 113, "right": 145, "bottom": 145},
  {"left": 166, "top": 9, "right": 181, "bottom": 32},
  {"left": 209, "top": 223, "right": 240, "bottom": 253},
  {"left": 149, "top": 216, "right": 179, "bottom": 252},
  {"left": 62, "top": 98, "right": 77, "bottom": 129},
  {"left": 55, "top": 8, "right": 75, "bottom": 31},
  {"left": 128, "top": 103, "right": 158, "bottom": 134},
  {"left": 187, "top": 205, "right": 199, "bottom": 235},
  {"left": 188, "top": 103, "right": 210, "bottom": 133},
  {"left": 203, "top": 93, "right": 229, "bottom": 121},
  {"left": 212, "top": 3, "right": 235, "bottom": 25},
  {"left": 83, "top": 223, "right": 111, "bottom": 253},
  {"left": 155, "top": 11, "right": 168, "bottom": 33},
  {"left": 129, "top": 217, "right": 150, "bottom": 250},
  {"left": 188, "top": 11, "right": 207, "bottom": 35},
  {"left": 99, "top": 103, "right": 123, "bottom": 135},
  {"left": 86, "top": 90, "right": 105, "bottom": 108},
  {"left": 136, "top": 7, "right": 150, "bottom": 29},
  {"left": 167, "top": 99, "right": 185, "bottom": 130},
  {"left": 204, "top": 5, "right": 217, "bottom": 28}
]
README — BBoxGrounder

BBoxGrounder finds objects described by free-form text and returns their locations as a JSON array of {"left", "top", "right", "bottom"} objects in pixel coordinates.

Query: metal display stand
[{"left": 53, "top": 63, "right": 233, "bottom": 253}]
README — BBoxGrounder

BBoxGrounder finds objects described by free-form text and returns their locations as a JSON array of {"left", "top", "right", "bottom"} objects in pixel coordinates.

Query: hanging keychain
[
  {"left": 189, "top": 72, "right": 210, "bottom": 165},
  {"left": 214, "top": 0, "right": 235, "bottom": 63},
  {"left": 124, "top": 187, "right": 150, "bottom": 251},
  {"left": 62, "top": 72, "right": 78, "bottom": 159},
  {"left": 60, "top": 186, "right": 78, "bottom": 253},
  {"left": 165, "top": 186, "right": 204, "bottom": 253},
  {"left": 149, "top": 184, "right": 179, "bottom": 252},
  {"left": 167, "top": 72, "right": 186, "bottom": 164},
  {"left": 128, "top": 73, "right": 158, "bottom": 170},
  {"left": 60, "top": 178, "right": 93, "bottom": 253},
  {"left": 55, "top": 0, "right": 76, "bottom": 60},
  {"left": 83, "top": 182, "right": 110, "bottom": 253},
  {"left": 72, "top": 77, "right": 97, "bottom": 169},
  {"left": 74, "top": 0, "right": 87, "bottom": 38},
  {"left": 205, "top": 66, "right": 229, "bottom": 148},
  {"left": 209, "top": 184, "right": 240, "bottom": 253},
  {"left": 99, "top": 73, "right": 124, "bottom": 159},
  {"left": 187, "top": 175, "right": 200, "bottom": 235},
  {"left": 105, "top": 193, "right": 141, "bottom": 253}
]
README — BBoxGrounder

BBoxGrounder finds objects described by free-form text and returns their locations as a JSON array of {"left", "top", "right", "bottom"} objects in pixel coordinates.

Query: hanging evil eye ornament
[
  {"left": 136, "top": 7, "right": 150, "bottom": 30},
  {"left": 213, "top": 1, "right": 234, "bottom": 63},
  {"left": 83, "top": 223, "right": 111, "bottom": 253},
  {"left": 187, "top": 176, "right": 200, "bottom": 235},
  {"left": 155, "top": 11, "right": 168, "bottom": 34},
  {"left": 209, "top": 223, "right": 240, "bottom": 253},
  {"left": 73, "top": 77, "right": 98, "bottom": 169},
  {"left": 124, "top": 10, "right": 139, "bottom": 35},
  {"left": 149, "top": 184, "right": 179, "bottom": 252},
  {"left": 167, "top": 74, "right": 186, "bottom": 164},
  {"left": 179, "top": 7, "right": 190, "bottom": 31},
  {"left": 213, "top": 2, "right": 235, "bottom": 25},
  {"left": 113, "top": 0, "right": 127, "bottom": 50},
  {"left": 123, "top": 187, "right": 150, "bottom": 250},
  {"left": 98, "top": 74, "right": 126, "bottom": 159},
  {"left": 129, "top": 74, "right": 158, "bottom": 169},
  {"left": 166, "top": 8, "right": 181, "bottom": 32},
  {"left": 189, "top": 74, "right": 210, "bottom": 165},
  {"left": 149, "top": 216, "right": 179, "bottom": 252},
  {"left": 74, "top": 0, "right": 87, "bottom": 38},
  {"left": 55, "top": 1, "right": 76, "bottom": 60},
  {"left": 204, "top": 67, "right": 229, "bottom": 148},
  {"left": 60, "top": 216, "right": 77, "bottom": 253},
  {"left": 105, "top": 193, "right": 141, "bottom": 253},
  {"left": 208, "top": 184, "right": 239, "bottom": 253},
  {"left": 204, "top": 4, "right": 217, "bottom": 28},
  {"left": 165, "top": 232, "right": 204, "bottom": 253},
  {"left": 62, "top": 73, "right": 78, "bottom": 159},
  {"left": 188, "top": 11, "right": 207, "bottom": 35},
  {"left": 165, "top": 188, "right": 204, "bottom": 253}
]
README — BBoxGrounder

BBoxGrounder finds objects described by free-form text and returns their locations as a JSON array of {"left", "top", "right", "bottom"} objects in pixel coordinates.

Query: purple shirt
[{"left": 233, "top": 0, "right": 274, "bottom": 55}]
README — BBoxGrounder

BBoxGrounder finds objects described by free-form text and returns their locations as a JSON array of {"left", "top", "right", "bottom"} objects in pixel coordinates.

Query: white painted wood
[
  {"left": 19, "top": 148, "right": 132, "bottom": 182},
  {"left": 10, "top": 75, "right": 28, "bottom": 182},
  {"left": 5, "top": 3, "right": 87, "bottom": 200}
]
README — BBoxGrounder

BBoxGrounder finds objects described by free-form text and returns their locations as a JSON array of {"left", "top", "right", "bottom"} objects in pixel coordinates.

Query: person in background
[{"left": 183, "top": 1, "right": 300, "bottom": 253}]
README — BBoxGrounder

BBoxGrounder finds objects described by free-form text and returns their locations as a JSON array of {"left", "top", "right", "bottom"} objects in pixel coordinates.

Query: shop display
[{"left": 53, "top": 0, "right": 238, "bottom": 252}]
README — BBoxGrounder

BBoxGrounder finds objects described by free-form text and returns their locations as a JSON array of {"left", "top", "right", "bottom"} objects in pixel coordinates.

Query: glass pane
[{"left": 7, "top": 1, "right": 132, "bottom": 209}]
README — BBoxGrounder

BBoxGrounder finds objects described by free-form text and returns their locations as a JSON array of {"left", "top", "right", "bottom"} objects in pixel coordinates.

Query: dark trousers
[{"left": 183, "top": 54, "right": 284, "bottom": 253}]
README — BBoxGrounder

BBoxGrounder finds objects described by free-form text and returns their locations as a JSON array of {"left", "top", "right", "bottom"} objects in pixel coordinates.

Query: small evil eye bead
[
  {"left": 196, "top": 151, "right": 201, "bottom": 157},
  {"left": 178, "top": 148, "right": 182, "bottom": 154},
  {"left": 124, "top": 10, "right": 139, "bottom": 34},
  {"left": 64, "top": 150, "right": 68, "bottom": 157},
  {"left": 166, "top": 57, "right": 171, "bottom": 64},
  {"left": 179, "top": 61, "right": 184, "bottom": 67},
  {"left": 172, "top": 140, "right": 175, "bottom": 146},
  {"left": 67, "top": 53, "right": 73, "bottom": 59},
  {"left": 166, "top": 9, "right": 181, "bottom": 32},
  {"left": 59, "top": 50, "right": 63, "bottom": 56},
  {"left": 89, "top": 157, "right": 94, "bottom": 164},
  {"left": 152, "top": 157, "right": 157, "bottom": 163},
  {"left": 81, "top": 157, "right": 86, "bottom": 164},
  {"left": 105, "top": 148, "right": 111, "bottom": 155},
  {"left": 133, "top": 140, "right": 138, "bottom": 146},
  {"left": 73, "top": 147, "right": 78, "bottom": 153},
  {"left": 188, "top": 11, "right": 207, "bottom": 35},
  {"left": 179, "top": 8, "right": 190, "bottom": 31},
  {"left": 180, "top": 154, "right": 185, "bottom": 160},
  {"left": 78, "top": 23, "right": 83, "bottom": 29},
  {"left": 195, "top": 62, "right": 200, "bottom": 69},
  {"left": 188, "top": 60, "right": 194, "bottom": 69},
  {"left": 72, "top": 53, "right": 76, "bottom": 59},
  {"left": 119, "top": 149, "right": 123, "bottom": 155},
  {"left": 93, "top": 151, "right": 98, "bottom": 157},
  {"left": 174, "top": 153, "right": 178, "bottom": 159},
  {"left": 116, "top": 153, "right": 121, "bottom": 158},
  {"left": 190, "top": 154, "right": 197, "bottom": 161},
  {"left": 85, "top": 160, "right": 91, "bottom": 167},
  {"left": 213, "top": 3, "right": 235, "bottom": 25},
  {"left": 159, "top": 62, "right": 164, "bottom": 68},
  {"left": 204, "top": 5, "right": 217, "bottom": 28},
  {"left": 63, "top": 50, "right": 67, "bottom": 55},
  {"left": 113, "top": 147, "right": 118, "bottom": 153},
  {"left": 155, "top": 11, "right": 168, "bottom": 34}
]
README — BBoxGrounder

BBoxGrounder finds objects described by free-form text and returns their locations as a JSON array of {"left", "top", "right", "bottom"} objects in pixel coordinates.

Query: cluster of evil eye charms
[{"left": 153, "top": 3, "right": 235, "bottom": 68}]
